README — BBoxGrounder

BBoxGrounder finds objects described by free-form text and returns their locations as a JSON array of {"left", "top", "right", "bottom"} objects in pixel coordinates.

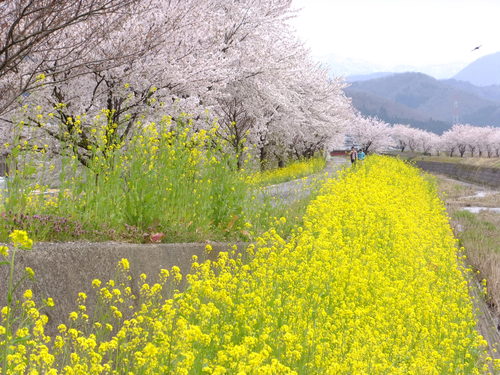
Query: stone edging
[{"left": 415, "top": 160, "right": 500, "bottom": 188}]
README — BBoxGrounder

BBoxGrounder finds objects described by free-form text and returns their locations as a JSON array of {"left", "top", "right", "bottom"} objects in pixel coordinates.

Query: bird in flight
[{"left": 471, "top": 45, "right": 482, "bottom": 51}]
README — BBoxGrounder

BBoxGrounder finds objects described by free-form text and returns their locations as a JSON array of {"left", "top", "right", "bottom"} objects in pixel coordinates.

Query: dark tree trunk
[{"left": 259, "top": 146, "right": 268, "bottom": 171}]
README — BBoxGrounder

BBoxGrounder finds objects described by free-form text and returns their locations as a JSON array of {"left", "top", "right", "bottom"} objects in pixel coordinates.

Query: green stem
[{"left": 2, "top": 246, "right": 16, "bottom": 374}]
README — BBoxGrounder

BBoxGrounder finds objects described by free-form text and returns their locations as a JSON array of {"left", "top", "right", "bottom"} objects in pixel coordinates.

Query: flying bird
[{"left": 471, "top": 45, "right": 482, "bottom": 51}]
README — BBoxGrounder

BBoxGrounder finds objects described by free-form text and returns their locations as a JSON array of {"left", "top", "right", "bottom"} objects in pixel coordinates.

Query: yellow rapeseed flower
[
  {"left": 9, "top": 230, "right": 33, "bottom": 249},
  {"left": 0, "top": 245, "right": 9, "bottom": 256}
]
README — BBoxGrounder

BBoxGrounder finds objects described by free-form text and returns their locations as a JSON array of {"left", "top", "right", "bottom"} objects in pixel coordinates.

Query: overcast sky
[{"left": 290, "top": 0, "right": 500, "bottom": 69}]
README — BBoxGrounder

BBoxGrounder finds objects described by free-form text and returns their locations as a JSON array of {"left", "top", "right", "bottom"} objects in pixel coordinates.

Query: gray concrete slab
[
  {"left": 0, "top": 241, "right": 245, "bottom": 333},
  {"left": 415, "top": 160, "right": 500, "bottom": 188}
]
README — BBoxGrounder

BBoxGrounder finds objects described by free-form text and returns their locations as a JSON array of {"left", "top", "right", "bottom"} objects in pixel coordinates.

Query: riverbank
[
  {"left": 415, "top": 160, "right": 500, "bottom": 188},
  {"left": 435, "top": 174, "right": 500, "bottom": 363}
]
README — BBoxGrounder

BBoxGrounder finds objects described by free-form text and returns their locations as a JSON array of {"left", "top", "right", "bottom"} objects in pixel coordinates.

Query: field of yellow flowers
[{"left": 0, "top": 155, "right": 494, "bottom": 374}]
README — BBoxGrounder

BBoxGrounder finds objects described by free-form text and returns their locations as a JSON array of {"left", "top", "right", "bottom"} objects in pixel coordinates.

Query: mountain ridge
[
  {"left": 343, "top": 71, "right": 500, "bottom": 133},
  {"left": 453, "top": 51, "right": 500, "bottom": 86}
]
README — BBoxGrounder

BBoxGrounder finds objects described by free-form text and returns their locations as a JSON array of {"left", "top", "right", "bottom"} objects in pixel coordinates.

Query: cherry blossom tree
[
  {"left": 216, "top": 49, "right": 352, "bottom": 168},
  {"left": 285, "top": 71, "right": 353, "bottom": 160},
  {"left": 391, "top": 124, "right": 441, "bottom": 155},
  {"left": 484, "top": 127, "right": 500, "bottom": 157},
  {"left": 420, "top": 131, "right": 438, "bottom": 155},
  {"left": 208, "top": 0, "right": 352, "bottom": 167},
  {"left": 0, "top": 0, "right": 138, "bottom": 116},
  {"left": 25, "top": 0, "right": 232, "bottom": 166},
  {"left": 3, "top": 0, "right": 355, "bottom": 168},
  {"left": 492, "top": 128, "right": 500, "bottom": 157},
  {"left": 391, "top": 124, "right": 413, "bottom": 152},
  {"left": 9, "top": 0, "right": 350, "bottom": 164},
  {"left": 2, "top": 0, "right": 262, "bottom": 164},
  {"left": 460, "top": 125, "right": 500, "bottom": 158},
  {"left": 392, "top": 122, "right": 500, "bottom": 158},
  {"left": 440, "top": 124, "right": 483, "bottom": 157},
  {"left": 349, "top": 115, "right": 394, "bottom": 153}
]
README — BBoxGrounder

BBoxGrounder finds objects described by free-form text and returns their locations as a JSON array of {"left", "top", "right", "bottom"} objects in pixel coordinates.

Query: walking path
[{"left": 260, "top": 157, "right": 348, "bottom": 204}]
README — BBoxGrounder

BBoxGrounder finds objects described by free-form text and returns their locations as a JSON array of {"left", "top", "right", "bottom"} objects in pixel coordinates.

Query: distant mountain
[
  {"left": 453, "top": 51, "right": 500, "bottom": 86},
  {"left": 344, "top": 72, "right": 500, "bottom": 133},
  {"left": 346, "top": 86, "right": 451, "bottom": 134},
  {"left": 441, "top": 79, "right": 500, "bottom": 102}
]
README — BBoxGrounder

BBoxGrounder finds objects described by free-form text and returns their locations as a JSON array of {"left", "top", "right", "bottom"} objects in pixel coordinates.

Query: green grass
[
  {"left": 453, "top": 210, "right": 500, "bottom": 253},
  {"left": 435, "top": 175, "right": 499, "bottom": 255},
  {"left": 0, "top": 117, "right": 324, "bottom": 244}
]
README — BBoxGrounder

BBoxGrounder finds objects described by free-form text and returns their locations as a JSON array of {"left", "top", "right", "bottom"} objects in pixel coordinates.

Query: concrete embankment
[
  {"left": 415, "top": 160, "right": 500, "bottom": 188},
  {"left": 0, "top": 241, "right": 244, "bottom": 332}
]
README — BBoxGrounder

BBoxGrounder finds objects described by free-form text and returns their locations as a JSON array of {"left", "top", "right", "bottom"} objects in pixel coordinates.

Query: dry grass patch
[
  {"left": 435, "top": 175, "right": 500, "bottom": 322},
  {"left": 453, "top": 211, "right": 500, "bottom": 313},
  {"left": 415, "top": 155, "right": 500, "bottom": 169}
]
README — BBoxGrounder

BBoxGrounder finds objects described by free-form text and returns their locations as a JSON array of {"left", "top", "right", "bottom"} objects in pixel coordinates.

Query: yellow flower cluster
[
  {"left": 8, "top": 230, "right": 33, "bottom": 249},
  {"left": 247, "top": 157, "right": 326, "bottom": 186},
  {"left": 0, "top": 156, "right": 492, "bottom": 373}
]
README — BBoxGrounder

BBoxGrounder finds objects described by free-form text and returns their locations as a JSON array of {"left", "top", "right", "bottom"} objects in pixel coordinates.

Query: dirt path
[{"left": 260, "top": 158, "right": 348, "bottom": 204}]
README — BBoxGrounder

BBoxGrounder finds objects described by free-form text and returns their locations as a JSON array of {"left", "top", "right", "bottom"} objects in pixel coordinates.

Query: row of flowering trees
[
  {"left": 2, "top": 1, "right": 498, "bottom": 166},
  {"left": 347, "top": 115, "right": 500, "bottom": 157},
  {"left": 0, "top": 0, "right": 354, "bottom": 168},
  {"left": 394, "top": 123, "right": 500, "bottom": 157}
]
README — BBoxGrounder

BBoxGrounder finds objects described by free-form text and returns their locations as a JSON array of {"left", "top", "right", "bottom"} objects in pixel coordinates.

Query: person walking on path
[
  {"left": 349, "top": 146, "right": 357, "bottom": 165},
  {"left": 358, "top": 149, "right": 366, "bottom": 161}
]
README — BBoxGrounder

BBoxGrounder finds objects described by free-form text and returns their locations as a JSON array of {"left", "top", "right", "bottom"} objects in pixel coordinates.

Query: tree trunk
[
  {"left": 236, "top": 152, "right": 244, "bottom": 170},
  {"left": 259, "top": 146, "right": 268, "bottom": 171}
]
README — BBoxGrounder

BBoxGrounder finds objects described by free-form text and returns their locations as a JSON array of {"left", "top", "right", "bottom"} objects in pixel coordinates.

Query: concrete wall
[
  {"left": 415, "top": 161, "right": 500, "bottom": 188},
  {"left": 0, "top": 241, "right": 245, "bottom": 333}
]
